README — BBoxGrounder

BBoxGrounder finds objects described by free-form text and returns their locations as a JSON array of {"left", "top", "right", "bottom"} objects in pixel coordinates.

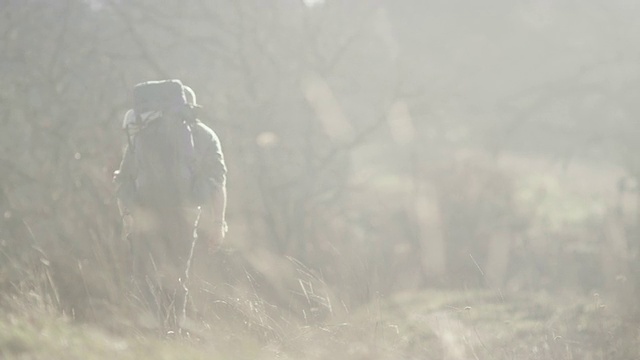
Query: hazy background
[{"left": 1, "top": 0, "right": 640, "bottom": 358}]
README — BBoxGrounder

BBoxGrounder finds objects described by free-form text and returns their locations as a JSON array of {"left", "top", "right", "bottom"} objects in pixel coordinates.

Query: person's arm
[
  {"left": 113, "top": 128, "right": 136, "bottom": 241},
  {"left": 114, "top": 111, "right": 137, "bottom": 217},
  {"left": 200, "top": 177, "right": 227, "bottom": 251},
  {"left": 195, "top": 123, "right": 228, "bottom": 252}
]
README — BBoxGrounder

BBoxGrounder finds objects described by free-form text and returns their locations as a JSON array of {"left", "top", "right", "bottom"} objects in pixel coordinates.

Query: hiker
[{"left": 113, "top": 79, "right": 227, "bottom": 333}]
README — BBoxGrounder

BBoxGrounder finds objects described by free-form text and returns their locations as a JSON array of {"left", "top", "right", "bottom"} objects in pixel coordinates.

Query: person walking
[{"left": 113, "top": 79, "right": 227, "bottom": 334}]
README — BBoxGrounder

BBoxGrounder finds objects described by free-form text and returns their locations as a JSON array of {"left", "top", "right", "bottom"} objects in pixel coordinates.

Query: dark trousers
[{"left": 127, "top": 207, "right": 200, "bottom": 333}]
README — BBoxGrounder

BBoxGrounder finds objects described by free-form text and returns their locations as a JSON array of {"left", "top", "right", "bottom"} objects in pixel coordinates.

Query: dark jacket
[{"left": 114, "top": 112, "right": 227, "bottom": 214}]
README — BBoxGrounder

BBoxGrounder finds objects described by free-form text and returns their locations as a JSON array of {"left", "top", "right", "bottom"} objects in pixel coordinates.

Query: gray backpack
[{"left": 125, "top": 79, "right": 199, "bottom": 207}]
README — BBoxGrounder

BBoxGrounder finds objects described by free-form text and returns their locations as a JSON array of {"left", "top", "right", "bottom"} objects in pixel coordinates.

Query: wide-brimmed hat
[{"left": 183, "top": 85, "right": 202, "bottom": 108}]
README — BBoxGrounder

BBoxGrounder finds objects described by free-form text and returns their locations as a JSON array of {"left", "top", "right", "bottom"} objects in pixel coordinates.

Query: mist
[{"left": 1, "top": 1, "right": 639, "bottom": 358}]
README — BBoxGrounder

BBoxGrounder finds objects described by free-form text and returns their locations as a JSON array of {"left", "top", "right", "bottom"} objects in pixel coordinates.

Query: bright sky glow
[{"left": 303, "top": 0, "right": 325, "bottom": 8}]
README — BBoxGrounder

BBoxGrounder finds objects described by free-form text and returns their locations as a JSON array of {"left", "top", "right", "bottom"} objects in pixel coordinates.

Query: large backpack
[{"left": 126, "top": 79, "right": 198, "bottom": 207}]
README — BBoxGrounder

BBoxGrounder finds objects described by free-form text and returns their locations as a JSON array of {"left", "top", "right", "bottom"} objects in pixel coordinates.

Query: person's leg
[
  {"left": 129, "top": 214, "right": 164, "bottom": 332},
  {"left": 127, "top": 207, "right": 198, "bottom": 334},
  {"left": 157, "top": 207, "right": 199, "bottom": 332}
]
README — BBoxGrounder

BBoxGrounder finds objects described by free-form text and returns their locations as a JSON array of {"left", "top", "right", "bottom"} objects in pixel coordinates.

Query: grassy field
[{"left": 1, "top": 288, "right": 636, "bottom": 360}]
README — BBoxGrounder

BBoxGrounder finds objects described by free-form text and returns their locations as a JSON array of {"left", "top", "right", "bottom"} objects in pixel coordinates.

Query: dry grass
[{"left": 2, "top": 277, "right": 637, "bottom": 360}]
